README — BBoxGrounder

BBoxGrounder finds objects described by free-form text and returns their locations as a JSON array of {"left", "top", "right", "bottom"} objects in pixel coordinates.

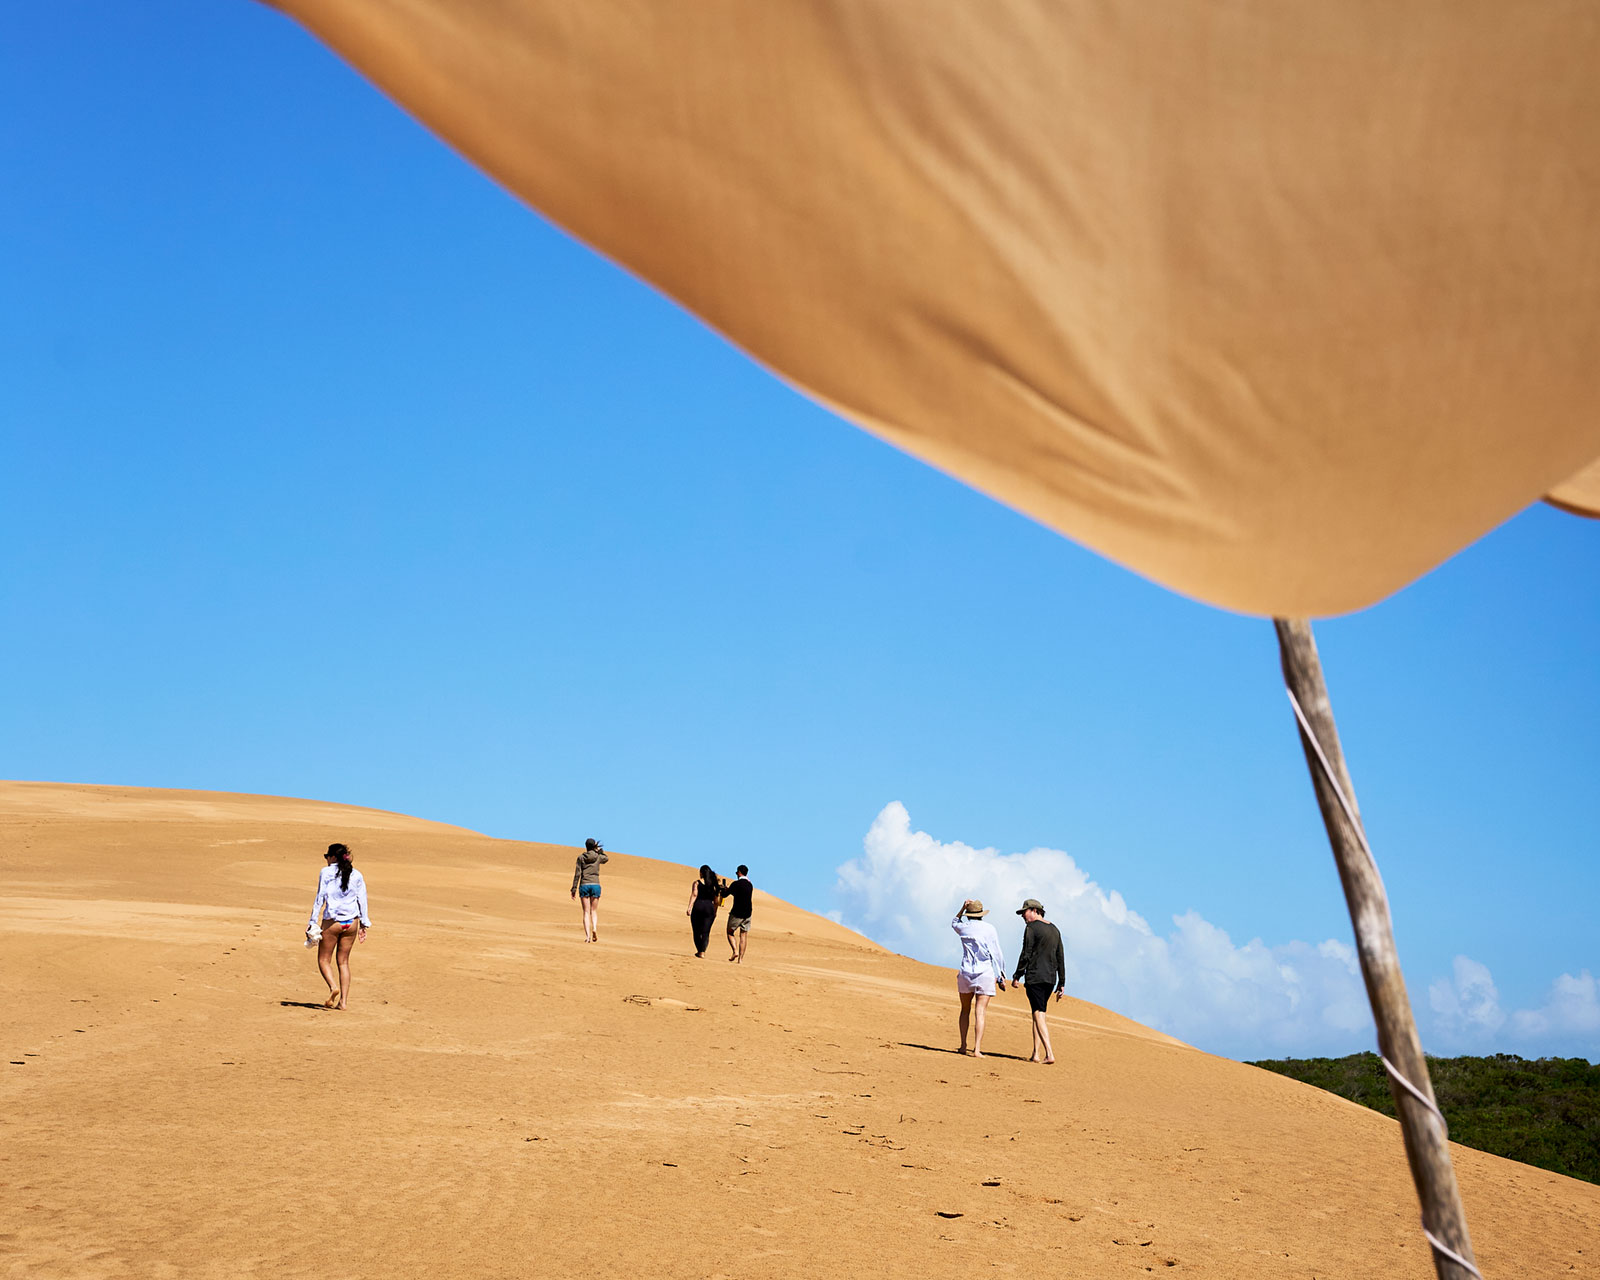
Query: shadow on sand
[
  {"left": 280, "top": 1000, "right": 333, "bottom": 1011},
  {"left": 897, "top": 1042, "right": 1030, "bottom": 1062}
]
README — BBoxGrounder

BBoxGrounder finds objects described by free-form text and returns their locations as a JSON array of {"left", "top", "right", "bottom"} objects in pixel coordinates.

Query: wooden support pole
[{"left": 1273, "top": 618, "right": 1480, "bottom": 1280}]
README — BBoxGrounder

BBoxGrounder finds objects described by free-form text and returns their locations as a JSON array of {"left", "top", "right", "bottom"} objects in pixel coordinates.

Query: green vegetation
[{"left": 1247, "top": 1052, "right": 1600, "bottom": 1185}]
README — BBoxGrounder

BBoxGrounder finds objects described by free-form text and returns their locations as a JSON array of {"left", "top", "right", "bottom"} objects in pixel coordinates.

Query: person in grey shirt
[
  {"left": 571, "top": 838, "right": 608, "bottom": 942},
  {"left": 1012, "top": 898, "right": 1066, "bottom": 1064}
]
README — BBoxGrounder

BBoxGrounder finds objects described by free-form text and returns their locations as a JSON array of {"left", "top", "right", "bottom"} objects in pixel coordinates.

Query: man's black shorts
[{"left": 1025, "top": 982, "right": 1055, "bottom": 1013}]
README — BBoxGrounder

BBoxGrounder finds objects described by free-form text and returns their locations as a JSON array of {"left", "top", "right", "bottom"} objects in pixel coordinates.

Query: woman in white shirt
[
  {"left": 308, "top": 842, "right": 371, "bottom": 1009},
  {"left": 951, "top": 899, "right": 1007, "bottom": 1057}
]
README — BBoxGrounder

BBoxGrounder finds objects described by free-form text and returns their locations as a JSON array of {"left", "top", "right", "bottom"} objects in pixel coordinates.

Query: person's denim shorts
[{"left": 579, "top": 883, "right": 601, "bottom": 899}]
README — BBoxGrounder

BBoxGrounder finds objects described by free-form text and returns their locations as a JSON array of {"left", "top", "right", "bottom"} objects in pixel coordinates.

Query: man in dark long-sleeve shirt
[{"left": 1012, "top": 898, "right": 1065, "bottom": 1064}]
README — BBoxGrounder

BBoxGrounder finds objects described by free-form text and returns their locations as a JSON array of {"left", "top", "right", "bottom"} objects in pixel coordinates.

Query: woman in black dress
[{"left": 685, "top": 864, "right": 722, "bottom": 958}]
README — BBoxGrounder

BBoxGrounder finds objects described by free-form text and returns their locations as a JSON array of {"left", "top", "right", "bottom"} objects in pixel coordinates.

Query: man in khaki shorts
[{"left": 723, "top": 865, "right": 754, "bottom": 963}]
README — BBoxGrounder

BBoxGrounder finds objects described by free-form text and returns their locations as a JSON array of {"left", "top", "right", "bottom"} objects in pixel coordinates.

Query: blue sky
[{"left": 3, "top": 2, "right": 1596, "bottom": 1061}]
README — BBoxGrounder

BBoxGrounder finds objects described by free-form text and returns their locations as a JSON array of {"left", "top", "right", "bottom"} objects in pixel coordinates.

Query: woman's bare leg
[
  {"left": 972, "top": 994, "right": 991, "bottom": 1057},
  {"left": 1033, "top": 1010, "right": 1055, "bottom": 1064},
  {"left": 580, "top": 897, "right": 596, "bottom": 942},
  {"left": 590, "top": 899, "right": 599, "bottom": 942},
  {"left": 317, "top": 925, "right": 339, "bottom": 1005},
  {"left": 958, "top": 991, "right": 974, "bottom": 1054},
  {"left": 334, "top": 926, "right": 357, "bottom": 1009}
]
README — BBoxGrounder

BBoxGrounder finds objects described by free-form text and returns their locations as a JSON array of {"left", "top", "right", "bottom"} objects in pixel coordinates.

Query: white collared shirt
[
  {"left": 310, "top": 865, "right": 371, "bottom": 928},
  {"left": 951, "top": 912, "right": 1005, "bottom": 981}
]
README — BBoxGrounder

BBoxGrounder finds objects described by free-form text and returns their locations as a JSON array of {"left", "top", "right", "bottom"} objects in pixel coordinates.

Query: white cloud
[
  {"left": 1511, "top": 969, "right": 1600, "bottom": 1039},
  {"left": 831, "top": 804, "right": 1599, "bottom": 1063},
  {"left": 1429, "top": 955, "right": 1506, "bottom": 1035},
  {"left": 832, "top": 802, "right": 1369, "bottom": 1060},
  {"left": 1419, "top": 958, "right": 1599, "bottom": 1058}
]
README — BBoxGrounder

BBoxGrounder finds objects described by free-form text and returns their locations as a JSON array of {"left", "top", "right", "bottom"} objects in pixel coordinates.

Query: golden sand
[{"left": 2, "top": 782, "right": 1594, "bottom": 1278}]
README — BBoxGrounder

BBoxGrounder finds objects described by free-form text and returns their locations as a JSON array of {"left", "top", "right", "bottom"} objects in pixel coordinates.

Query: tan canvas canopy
[
  {"left": 268, "top": 0, "right": 1599, "bottom": 617},
  {"left": 1548, "top": 456, "right": 1600, "bottom": 518}
]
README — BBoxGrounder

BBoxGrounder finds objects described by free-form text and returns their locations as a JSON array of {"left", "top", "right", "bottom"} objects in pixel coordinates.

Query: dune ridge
[{"left": 2, "top": 782, "right": 1594, "bottom": 1278}]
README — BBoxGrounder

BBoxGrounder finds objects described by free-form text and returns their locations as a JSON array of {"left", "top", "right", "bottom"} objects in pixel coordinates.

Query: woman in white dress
[
  {"left": 951, "top": 899, "right": 1007, "bottom": 1057},
  {"left": 308, "top": 842, "right": 371, "bottom": 1009}
]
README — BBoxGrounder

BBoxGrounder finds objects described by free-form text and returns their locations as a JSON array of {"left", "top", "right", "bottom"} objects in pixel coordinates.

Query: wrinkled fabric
[{"left": 270, "top": 0, "right": 1600, "bottom": 614}]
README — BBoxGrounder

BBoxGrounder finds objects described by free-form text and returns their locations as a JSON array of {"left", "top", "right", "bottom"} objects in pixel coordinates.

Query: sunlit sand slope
[{"left": 2, "top": 782, "right": 1594, "bottom": 1278}]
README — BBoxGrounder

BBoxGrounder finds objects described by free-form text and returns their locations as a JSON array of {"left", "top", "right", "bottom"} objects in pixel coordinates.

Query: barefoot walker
[
  {"left": 722, "top": 865, "right": 754, "bottom": 963},
  {"left": 1012, "top": 898, "right": 1066, "bottom": 1064},
  {"left": 571, "top": 838, "right": 607, "bottom": 942},
  {"left": 951, "top": 900, "right": 1006, "bottom": 1056},
  {"left": 686, "top": 864, "right": 723, "bottom": 958},
  {"left": 307, "top": 842, "right": 370, "bottom": 1009}
]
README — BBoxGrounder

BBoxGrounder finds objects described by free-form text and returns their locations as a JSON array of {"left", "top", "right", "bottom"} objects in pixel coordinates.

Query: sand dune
[{"left": 2, "top": 782, "right": 1594, "bottom": 1278}]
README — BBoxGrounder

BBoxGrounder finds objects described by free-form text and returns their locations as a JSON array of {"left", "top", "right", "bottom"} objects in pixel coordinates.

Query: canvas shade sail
[
  {"left": 1548, "top": 456, "right": 1600, "bottom": 519},
  {"left": 269, "top": 0, "right": 1600, "bottom": 616}
]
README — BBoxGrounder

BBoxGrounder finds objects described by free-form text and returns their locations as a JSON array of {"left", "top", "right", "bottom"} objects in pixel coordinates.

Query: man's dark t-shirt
[
  {"left": 1014, "top": 918, "right": 1066, "bottom": 989},
  {"left": 722, "top": 877, "right": 754, "bottom": 917}
]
